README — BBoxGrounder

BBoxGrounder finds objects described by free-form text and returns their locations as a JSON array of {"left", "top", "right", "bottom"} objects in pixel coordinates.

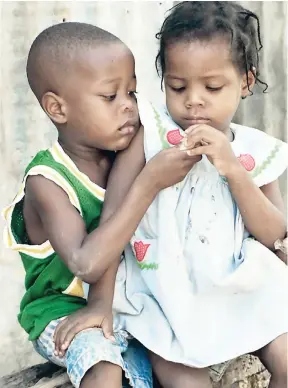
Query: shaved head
[{"left": 26, "top": 22, "right": 122, "bottom": 102}]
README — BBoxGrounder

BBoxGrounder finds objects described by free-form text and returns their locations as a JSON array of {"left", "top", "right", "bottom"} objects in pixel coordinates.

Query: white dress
[{"left": 113, "top": 95, "right": 288, "bottom": 368}]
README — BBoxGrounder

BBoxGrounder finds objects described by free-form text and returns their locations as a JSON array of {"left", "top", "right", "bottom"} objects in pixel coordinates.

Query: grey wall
[{"left": 0, "top": 1, "right": 286, "bottom": 376}]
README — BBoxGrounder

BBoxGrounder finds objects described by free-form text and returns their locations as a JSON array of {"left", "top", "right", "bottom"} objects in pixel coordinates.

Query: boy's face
[
  {"left": 163, "top": 38, "right": 253, "bottom": 136},
  {"left": 61, "top": 43, "right": 139, "bottom": 151}
]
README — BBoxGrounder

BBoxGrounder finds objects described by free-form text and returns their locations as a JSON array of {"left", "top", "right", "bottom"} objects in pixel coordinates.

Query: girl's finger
[
  {"left": 187, "top": 145, "right": 210, "bottom": 156},
  {"left": 201, "top": 140, "right": 209, "bottom": 146},
  {"left": 185, "top": 124, "right": 201, "bottom": 134}
]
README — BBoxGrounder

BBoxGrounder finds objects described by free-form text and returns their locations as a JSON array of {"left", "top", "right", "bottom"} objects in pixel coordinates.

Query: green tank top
[{"left": 2, "top": 141, "right": 105, "bottom": 340}]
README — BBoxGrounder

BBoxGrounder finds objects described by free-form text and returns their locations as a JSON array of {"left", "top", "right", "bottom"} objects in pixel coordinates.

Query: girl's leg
[
  {"left": 81, "top": 362, "right": 122, "bottom": 388},
  {"left": 256, "top": 334, "right": 287, "bottom": 388},
  {"left": 150, "top": 351, "right": 212, "bottom": 388}
]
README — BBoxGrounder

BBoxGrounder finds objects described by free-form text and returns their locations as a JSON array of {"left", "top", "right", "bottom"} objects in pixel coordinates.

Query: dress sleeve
[
  {"left": 137, "top": 94, "right": 186, "bottom": 161},
  {"left": 231, "top": 123, "right": 288, "bottom": 187}
]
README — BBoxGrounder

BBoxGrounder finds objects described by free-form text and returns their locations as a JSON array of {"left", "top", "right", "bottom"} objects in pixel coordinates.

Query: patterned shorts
[{"left": 33, "top": 318, "right": 153, "bottom": 388}]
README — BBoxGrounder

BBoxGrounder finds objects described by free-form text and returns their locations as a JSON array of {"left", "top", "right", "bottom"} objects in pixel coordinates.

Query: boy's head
[
  {"left": 155, "top": 1, "right": 268, "bottom": 133},
  {"left": 27, "top": 22, "right": 139, "bottom": 151}
]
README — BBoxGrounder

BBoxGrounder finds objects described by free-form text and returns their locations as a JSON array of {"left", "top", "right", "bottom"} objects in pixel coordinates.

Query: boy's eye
[
  {"left": 102, "top": 95, "right": 116, "bottom": 101},
  {"left": 129, "top": 91, "right": 137, "bottom": 98},
  {"left": 206, "top": 86, "right": 223, "bottom": 92}
]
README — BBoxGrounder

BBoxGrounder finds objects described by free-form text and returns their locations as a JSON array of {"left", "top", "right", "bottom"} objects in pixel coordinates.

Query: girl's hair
[{"left": 155, "top": 1, "right": 268, "bottom": 95}]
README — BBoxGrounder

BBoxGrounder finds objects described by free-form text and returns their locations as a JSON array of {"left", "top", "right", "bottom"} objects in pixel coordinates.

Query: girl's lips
[{"left": 183, "top": 118, "right": 210, "bottom": 125}]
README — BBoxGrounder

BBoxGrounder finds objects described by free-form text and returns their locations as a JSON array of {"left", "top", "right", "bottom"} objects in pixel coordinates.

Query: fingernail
[
  {"left": 179, "top": 137, "right": 187, "bottom": 150},
  {"left": 54, "top": 351, "right": 58, "bottom": 356}
]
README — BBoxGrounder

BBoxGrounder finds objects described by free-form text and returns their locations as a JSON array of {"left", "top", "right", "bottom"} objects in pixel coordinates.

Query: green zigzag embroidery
[
  {"left": 150, "top": 103, "right": 186, "bottom": 191},
  {"left": 151, "top": 104, "right": 170, "bottom": 149},
  {"left": 251, "top": 142, "right": 281, "bottom": 178},
  {"left": 137, "top": 262, "right": 159, "bottom": 270}
]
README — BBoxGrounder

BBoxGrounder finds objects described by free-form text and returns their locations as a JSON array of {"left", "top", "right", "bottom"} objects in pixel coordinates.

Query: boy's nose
[{"left": 120, "top": 95, "right": 135, "bottom": 113}]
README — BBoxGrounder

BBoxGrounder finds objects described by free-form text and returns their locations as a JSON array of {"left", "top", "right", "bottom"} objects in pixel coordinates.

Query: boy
[{"left": 2, "top": 22, "right": 197, "bottom": 388}]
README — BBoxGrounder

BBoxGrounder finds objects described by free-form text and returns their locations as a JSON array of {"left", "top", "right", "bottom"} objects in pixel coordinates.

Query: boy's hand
[
  {"left": 183, "top": 124, "right": 239, "bottom": 177},
  {"left": 144, "top": 145, "right": 201, "bottom": 190},
  {"left": 53, "top": 302, "right": 114, "bottom": 357}
]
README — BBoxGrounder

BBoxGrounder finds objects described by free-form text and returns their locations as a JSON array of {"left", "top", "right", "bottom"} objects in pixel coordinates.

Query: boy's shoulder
[{"left": 25, "top": 148, "right": 51, "bottom": 173}]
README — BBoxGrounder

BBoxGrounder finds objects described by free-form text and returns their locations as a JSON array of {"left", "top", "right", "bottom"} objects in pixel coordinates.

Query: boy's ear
[
  {"left": 41, "top": 92, "right": 67, "bottom": 124},
  {"left": 241, "top": 67, "right": 256, "bottom": 98}
]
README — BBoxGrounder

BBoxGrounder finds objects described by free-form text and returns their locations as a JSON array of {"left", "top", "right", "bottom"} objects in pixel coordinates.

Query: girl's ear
[{"left": 241, "top": 67, "right": 256, "bottom": 98}]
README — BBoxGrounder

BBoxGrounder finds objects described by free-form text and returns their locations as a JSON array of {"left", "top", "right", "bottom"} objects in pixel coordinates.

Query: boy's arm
[
  {"left": 53, "top": 127, "right": 202, "bottom": 353},
  {"left": 87, "top": 126, "right": 149, "bottom": 301},
  {"left": 26, "top": 129, "right": 153, "bottom": 284},
  {"left": 53, "top": 128, "right": 147, "bottom": 354},
  {"left": 26, "top": 173, "right": 158, "bottom": 283},
  {"left": 28, "top": 126, "right": 200, "bottom": 285}
]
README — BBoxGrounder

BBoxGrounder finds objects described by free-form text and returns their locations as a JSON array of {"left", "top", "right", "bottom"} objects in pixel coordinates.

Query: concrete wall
[{"left": 0, "top": 1, "right": 286, "bottom": 377}]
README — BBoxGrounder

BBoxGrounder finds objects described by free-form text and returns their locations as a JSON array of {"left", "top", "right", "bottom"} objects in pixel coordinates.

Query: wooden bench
[{"left": 0, "top": 355, "right": 269, "bottom": 388}]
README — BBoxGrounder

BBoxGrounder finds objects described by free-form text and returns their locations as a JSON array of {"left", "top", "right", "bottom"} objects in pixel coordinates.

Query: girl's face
[{"left": 164, "top": 37, "right": 254, "bottom": 135}]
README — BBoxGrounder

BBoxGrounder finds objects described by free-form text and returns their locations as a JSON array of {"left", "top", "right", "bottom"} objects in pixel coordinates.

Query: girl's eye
[
  {"left": 206, "top": 86, "right": 223, "bottom": 92},
  {"left": 129, "top": 91, "right": 137, "bottom": 98},
  {"left": 170, "top": 86, "right": 185, "bottom": 93}
]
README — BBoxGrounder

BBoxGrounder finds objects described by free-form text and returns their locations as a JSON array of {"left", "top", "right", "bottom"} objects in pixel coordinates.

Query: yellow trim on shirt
[
  {"left": 2, "top": 166, "right": 82, "bottom": 259},
  {"left": 51, "top": 142, "right": 105, "bottom": 202}
]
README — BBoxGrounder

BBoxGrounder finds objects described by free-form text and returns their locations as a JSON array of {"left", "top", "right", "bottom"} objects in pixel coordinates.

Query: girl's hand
[{"left": 183, "top": 124, "right": 240, "bottom": 178}]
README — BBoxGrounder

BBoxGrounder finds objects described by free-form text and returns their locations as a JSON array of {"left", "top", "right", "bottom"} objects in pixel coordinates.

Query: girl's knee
[
  {"left": 258, "top": 334, "right": 287, "bottom": 383},
  {"left": 150, "top": 352, "right": 211, "bottom": 388},
  {"left": 271, "top": 365, "right": 288, "bottom": 386}
]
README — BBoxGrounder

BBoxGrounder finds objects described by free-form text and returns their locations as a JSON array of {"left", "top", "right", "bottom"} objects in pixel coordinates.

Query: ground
[{"left": 1, "top": 355, "right": 270, "bottom": 388}]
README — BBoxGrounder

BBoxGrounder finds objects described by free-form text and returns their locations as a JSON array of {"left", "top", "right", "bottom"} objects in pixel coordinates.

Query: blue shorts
[{"left": 33, "top": 318, "right": 153, "bottom": 388}]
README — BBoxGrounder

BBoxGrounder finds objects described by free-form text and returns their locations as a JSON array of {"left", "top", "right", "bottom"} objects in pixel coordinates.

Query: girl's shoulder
[
  {"left": 231, "top": 123, "right": 288, "bottom": 187},
  {"left": 137, "top": 94, "right": 185, "bottom": 160}
]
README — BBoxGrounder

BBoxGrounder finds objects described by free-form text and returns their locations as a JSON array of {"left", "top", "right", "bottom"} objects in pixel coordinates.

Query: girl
[
  {"left": 55, "top": 2, "right": 288, "bottom": 387},
  {"left": 109, "top": 2, "right": 288, "bottom": 387}
]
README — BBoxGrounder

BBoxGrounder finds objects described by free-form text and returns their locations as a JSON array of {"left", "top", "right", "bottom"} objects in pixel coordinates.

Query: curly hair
[{"left": 155, "top": 1, "right": 268, "bottom": 95}]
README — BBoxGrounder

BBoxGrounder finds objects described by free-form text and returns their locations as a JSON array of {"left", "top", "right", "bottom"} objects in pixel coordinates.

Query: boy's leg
[
  {"left": 256, "top": 333, "right": 287, "bottom": 388},
  {"left": 35, "top": 319, "right": 127, "bottom": 388},
  {"left": 122, "top": 338, "right": 153, "bottom": 388},
  {"left": 81, "top": 362, "right": 122, "bottom": 388},
  {"left": 81, "top": 336, "right": 153, "bottom": 388},
  {"left": 66, "top": 328, "right": 128, "bottom": 388},
  {"left": 150, "top": 351, "right": 212, "bottom": 388}
]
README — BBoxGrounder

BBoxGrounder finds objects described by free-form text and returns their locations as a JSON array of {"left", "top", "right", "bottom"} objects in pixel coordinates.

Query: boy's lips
[
  {"left": 119, "top": 119, "right": 138, "bottom": 135},
  {"left": 120, "top": 126, "right": 135, "bottom": 135}
]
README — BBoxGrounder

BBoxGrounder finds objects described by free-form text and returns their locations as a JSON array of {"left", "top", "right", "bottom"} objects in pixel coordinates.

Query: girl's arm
[
  {"left": 226, "top": 166, "right": 286, "bottom": 249},
  {"left": 185, "top": 124, "right": 287, "bottom": 250}
]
